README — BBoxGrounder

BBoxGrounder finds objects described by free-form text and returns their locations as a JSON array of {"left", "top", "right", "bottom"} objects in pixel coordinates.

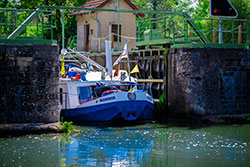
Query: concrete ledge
[
  {"left": 0, "top": 39, "right": 57, "bottom": 45},
  {"left": 0, "top": 122, "right": 61, "bottom": 137},
  {"left": 172, "top": 43, "right": 248, "bottom": 49},
  {"left": 200, "top": 114, "right": 250, "bottom": 123}
]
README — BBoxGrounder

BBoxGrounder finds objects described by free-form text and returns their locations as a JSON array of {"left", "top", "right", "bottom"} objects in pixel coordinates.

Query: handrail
[
  {"left": 0, "top": 8, "right": 54, "bottom": 41},
  {"left": 1, "top": 6, "right": 249, "bottom": 46},
  {"left": 136, "top": 16, "right": 250, "bottom": 45},
  {"left": 3, "top": 6, "right": 199, "bottom": 41},
  {"left": 7, "top": 8, "right": 41, "bottom": 39},
  {"left": 0, "top": 8, "right": 53, "bottom": 13}
]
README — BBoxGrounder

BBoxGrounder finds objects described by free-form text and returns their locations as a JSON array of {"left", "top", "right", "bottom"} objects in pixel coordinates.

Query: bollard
[{"left": 238, "top": 24, "right": 242, "bottom": 44}]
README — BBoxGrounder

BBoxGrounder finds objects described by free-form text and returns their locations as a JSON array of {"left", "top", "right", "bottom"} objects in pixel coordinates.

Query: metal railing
[
  {"left": 1, "top": 7, "right": 249, "bottom": 46},
  {"left": 0, "top": 8, "right": 54, "bottom": 40},
  {"left": 90, "top": 83, "right": 153, "bottom": 100},
  {"left": 136, "top": 16, "right": 250, "bottom": 45}
]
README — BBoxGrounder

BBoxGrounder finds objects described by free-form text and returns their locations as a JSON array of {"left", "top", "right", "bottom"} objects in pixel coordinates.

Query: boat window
[
  {"left": 60, "top": 88, "right": 63, "bottom": 105},
  {"left": 77, "top": 86, "right": 92, "bottom": 104},
  {"left": 90, "top": 85, "right": 96, "bottom": 92}
]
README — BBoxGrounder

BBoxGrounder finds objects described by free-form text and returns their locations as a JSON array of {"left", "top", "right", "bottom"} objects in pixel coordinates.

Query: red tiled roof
[
  {"left": 70, "top": 0, "right": 144, "bottom": 17},
  {"left": 80, "top": 0, "right": 112, "bottom": 9}
]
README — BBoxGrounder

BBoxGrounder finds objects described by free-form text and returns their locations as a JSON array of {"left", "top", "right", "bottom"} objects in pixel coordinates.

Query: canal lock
[{"left": 135, "top": 48, "right": 168, "bottom": 121}]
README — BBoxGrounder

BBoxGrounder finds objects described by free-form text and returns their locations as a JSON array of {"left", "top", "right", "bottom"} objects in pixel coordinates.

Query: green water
[{"left": 0, "top": 123, "right": 250, "bottom": 167}]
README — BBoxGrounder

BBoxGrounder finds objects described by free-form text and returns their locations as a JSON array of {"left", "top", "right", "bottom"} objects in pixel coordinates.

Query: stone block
[
  {"left": 0, "top": 44, "right": 60, "bottom": 123},
  {"left": 168, "top": 47, "right": 250, "bottom": 118}
]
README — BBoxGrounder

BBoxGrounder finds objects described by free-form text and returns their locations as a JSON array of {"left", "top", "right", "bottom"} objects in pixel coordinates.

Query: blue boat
[
  {"left": 60, "top": 41, "right": 154, "bottom": 122},
  {"left": 60, "top": 81, "right": 154, "bottom": 122}
]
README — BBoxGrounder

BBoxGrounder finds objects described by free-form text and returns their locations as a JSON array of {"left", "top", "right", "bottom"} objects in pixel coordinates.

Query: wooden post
[
  {"left": 213, "top": 28, "right": 216, "bottom": 44},
  {"left": 88, "top": 38, "right": 91, "bottom": 51},
  {"left": 111, "top": 33, "right": 114, "bottom": 49},
  {"left": 238, "top": 24, "right": 242, "bottom": 44},
  {"left": 190, "top": 31, "right": 193, "bottom": 38}
]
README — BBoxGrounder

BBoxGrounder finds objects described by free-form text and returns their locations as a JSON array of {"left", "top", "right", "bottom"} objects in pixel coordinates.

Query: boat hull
[{"left": 61, "top": 100, "right": 154, "bottom": 122}]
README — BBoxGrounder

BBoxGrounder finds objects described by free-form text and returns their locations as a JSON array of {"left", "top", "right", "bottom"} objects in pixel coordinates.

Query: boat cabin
[{"left": 59, "top": 79, "right": 121, "bottom": 110}]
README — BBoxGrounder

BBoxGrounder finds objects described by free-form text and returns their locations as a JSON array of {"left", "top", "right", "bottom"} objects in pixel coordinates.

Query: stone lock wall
[
  {"left": 168, "top": 48, "right": 250, "bottom": 118},
  {"left": 0, "top": 44, "right": 60, "bottom": 123}
]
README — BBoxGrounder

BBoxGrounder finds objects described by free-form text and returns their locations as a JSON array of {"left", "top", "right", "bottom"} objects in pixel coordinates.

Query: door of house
[{"left": 84, "top": 24, "right": 90, "bottom": 51}]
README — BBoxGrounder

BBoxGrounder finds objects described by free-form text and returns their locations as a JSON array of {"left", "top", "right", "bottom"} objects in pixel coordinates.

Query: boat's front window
[
  {"left": 77, "top": 86, "right": 92, "bottom": 104},
  {"left": 90, "top": 83, "right": 153, "bottom": 99}
]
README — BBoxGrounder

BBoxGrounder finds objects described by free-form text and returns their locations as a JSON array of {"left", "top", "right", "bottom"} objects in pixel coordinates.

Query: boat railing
[{"left": 89, "top": 83, "right": 152, "bottom": 100}]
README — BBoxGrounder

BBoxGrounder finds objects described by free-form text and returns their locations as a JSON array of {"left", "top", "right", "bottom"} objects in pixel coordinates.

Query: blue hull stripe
[{"left": 61, "top": 100, "right": 154, "bottom": 122}]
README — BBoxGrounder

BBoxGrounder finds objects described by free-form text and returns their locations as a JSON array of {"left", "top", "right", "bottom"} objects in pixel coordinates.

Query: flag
[
  {"left": 61, "top": 54, "right": 65, "bottom": 76},
  {"left": 88, "top": 62, "right": 92, "bottom": 69},
  {"left": 130, "top": 64, "right": 139, "bottom": 74},
  {"left": 113, "top": 42, "right": 128, "bottom": 67},
  {"left": 113, "top": 65, "right": 120, "bottom": 77},
  {"left": 87, "top": 55, "right": 93, "bottom": 70},
  {"left": 129, "top": 86, "right": 133, "bottom": 92}
]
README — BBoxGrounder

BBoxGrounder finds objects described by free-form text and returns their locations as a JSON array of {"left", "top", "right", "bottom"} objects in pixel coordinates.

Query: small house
[{"left": 70, "top": 0, "right": 144, "bottom": 52}]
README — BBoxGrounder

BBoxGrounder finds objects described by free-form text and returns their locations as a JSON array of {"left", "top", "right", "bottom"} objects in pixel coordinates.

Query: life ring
[{"left": 102, "top": 89, "right": 121, "bottom": 95}]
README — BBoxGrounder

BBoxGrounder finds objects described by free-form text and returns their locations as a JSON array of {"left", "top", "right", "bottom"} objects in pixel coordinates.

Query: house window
[{"left": 112, "top": 24, "right": 121, "bottom": 42}]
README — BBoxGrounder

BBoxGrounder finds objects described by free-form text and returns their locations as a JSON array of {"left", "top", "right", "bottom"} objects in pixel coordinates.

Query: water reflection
[
  {"left": 60, "top": 126, "right": 154, "bottom": 166},
  {"left": 0, "top": 124, "right": 250, "bottom": 167}
]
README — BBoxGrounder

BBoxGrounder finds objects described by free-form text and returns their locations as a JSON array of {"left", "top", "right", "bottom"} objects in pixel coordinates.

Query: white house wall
[
  {"left": 77, "top": 14, "right": 98, "bottom": 51},
  {"left": 76, "top": 0, "right": 137, "bottom": 52}
]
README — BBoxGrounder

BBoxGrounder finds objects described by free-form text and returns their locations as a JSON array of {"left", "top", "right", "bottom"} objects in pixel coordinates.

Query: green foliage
[
  {"left": 60, "top": 121, "right": 73, "bottom": 134},
  {"left": 131, "top": 0, "right": 195, "bottom": 13},
  {"left": 25, "top": 26, "right": 43, "bottom": 37},
  {"left": 164, "top": 48, "right": 169, "bottom": 67},
  {"left": 164, "top": 48, "right": 169, "bottom": 56},
  {"left": 59, "top": 121, "right": 82, "bottom": 150},
  {"left": 159, "top": 93, "right": 165, "bottom": 103},
  {"left": 59, "top": 120, "right": 74, "bottom": 147},
  {"left": 219, "top": 119, "right": 225, "bottom": 124},
  {"left": 192, "top": 0, "right": 210, "bottom": 18},
  {"left": 193, "top": 0, "right": 250, "bottom": 19},
  {"left": 58, "top": 120, "right": 73, "bottom": 148},
  {"left": 0, "top": 0, "right": 21, "bottom": 8},
  {"left": 0, "top": 0, "right": 87, "bottom": 45},
  {"left": 159, "top": 92, "right": 165, "bottom": 110}
]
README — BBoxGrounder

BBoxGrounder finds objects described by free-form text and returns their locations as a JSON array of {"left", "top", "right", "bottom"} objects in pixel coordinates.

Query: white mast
[
  {"left": 105, "top": 40, "right": 113, "bottom": 79},
  {"left": 125, "top": 40, "right": 131, "bottom": 83}
]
